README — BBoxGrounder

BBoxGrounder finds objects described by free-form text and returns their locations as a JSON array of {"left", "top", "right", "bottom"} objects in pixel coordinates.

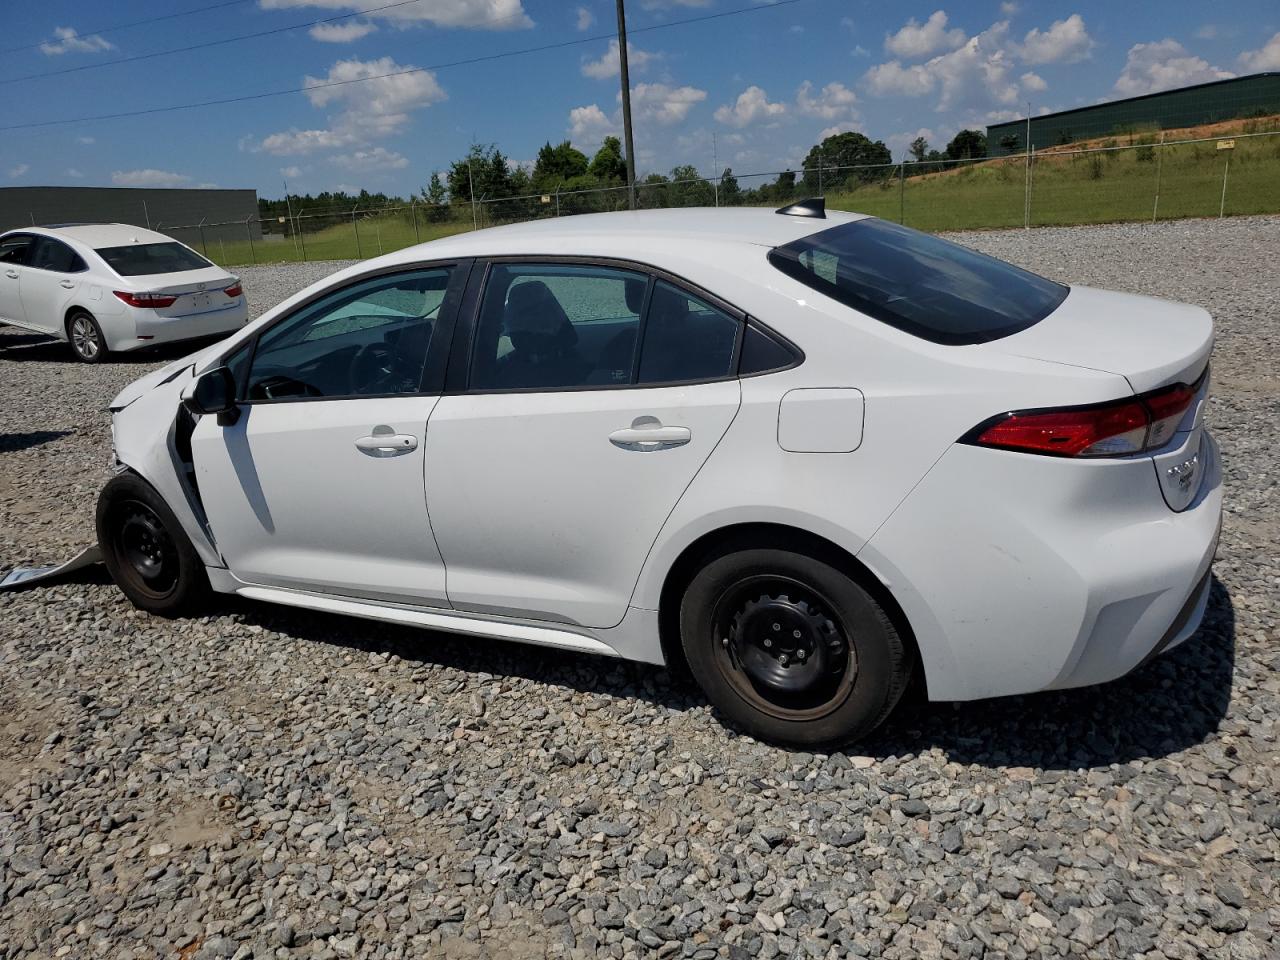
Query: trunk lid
[
  {"left": 990, "top": 286, "right": 1213, "bottom": 393},
  {"left": 129, "top": 267, "right": 240, "bottom": 319}
]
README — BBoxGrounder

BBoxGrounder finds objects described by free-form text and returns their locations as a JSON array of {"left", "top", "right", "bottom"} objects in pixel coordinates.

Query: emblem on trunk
[{"left": 1166, "top": 454, "right": 1199, "bottom": 491}]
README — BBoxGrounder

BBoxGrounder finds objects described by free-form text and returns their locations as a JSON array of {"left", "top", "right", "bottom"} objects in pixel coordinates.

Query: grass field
[{"left": 196, "top": 130, "right": 1280, "bottom": 267}]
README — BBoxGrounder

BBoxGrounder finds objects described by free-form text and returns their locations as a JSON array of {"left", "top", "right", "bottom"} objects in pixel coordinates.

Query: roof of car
[
  {"left": 27, "top": 223, "right": 175, "bottom": 247},
  {"left": 391, "top": 207, "right": 870, "bottom": 263}
]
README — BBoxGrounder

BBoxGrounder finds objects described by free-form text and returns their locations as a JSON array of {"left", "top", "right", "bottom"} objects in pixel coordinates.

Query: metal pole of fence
[
  {"left": 1220, "top": 152, "right": 1230, "bottom": 218},
  {"left": 411, "top": 200, "right": 420, "bottom": 244},
  {"left": 219, "top": 236, "right": 226, "bottom": 264},
  {"left": 143, "top": 200, "right": 151, "bottom": 229},
  {"left": 467, "top": 156, "right": 479, "bottom": 230},
  {"left": 555, "top": 184, "right": 561, "bottom": 217},
  {"left": 245, "top": 217, "right": 256, "bottom": 265},
  {"left": 352, "top": 205, "right": 362, "bottom": 258},
  {"left": 1152, "top": 131, "right": 1165, "bottom": 224},
  {"left": 899, "top": 159, "right": 905, "bottom": 225},
  {"left": 375, "top": 214, "right": 383, "bottom": 255},
  {"left": 198, "top": 218, "right": 208, "bottom": 256},
  {"left": 297, "top": 209, "right": 308, "bottom": 262},
  {"left": 29, "top": 212, "right": 35, "bottom": 225}
]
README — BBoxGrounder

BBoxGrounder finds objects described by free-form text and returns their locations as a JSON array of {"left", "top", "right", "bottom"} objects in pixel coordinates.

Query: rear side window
[
  {"left": 31, "top": 237, "right": 86, "bottom": 273},
  {"left": 96, "top": 242, "right": 212, "bottom": 277},
  {"left": 0, "top": 234, "right": 33, "bottom": 265},
  {"left": 636, "top": 281, "right": 739, "bottom": 384},
  {"left": 769, "top": 218, "right": 1068, "bottom": 345}
]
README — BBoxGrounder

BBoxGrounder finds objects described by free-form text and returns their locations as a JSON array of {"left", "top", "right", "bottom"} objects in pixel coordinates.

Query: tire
[
  {"left": 680, "top": 547, "right": 912, "bottom": 749},
  {"left": 96, "top": 473, "right": 211, "bottom": 616},
  {"left": 67, "top": 310, "right": 107, "bottom": 363}
]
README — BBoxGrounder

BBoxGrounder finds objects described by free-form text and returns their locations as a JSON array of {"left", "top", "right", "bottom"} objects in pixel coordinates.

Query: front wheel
[
  {"left": 67, "top": 311, "right": 107, "bottom": 363},
  {"left": 680, "top": 548, "right": 912, "bottom": 749},
  {"left": 96, "top": 473, "right": 210, "bottom": 616}
]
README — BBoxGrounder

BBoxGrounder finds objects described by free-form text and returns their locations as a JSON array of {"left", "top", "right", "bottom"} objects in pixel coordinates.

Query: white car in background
[
  {"left": 0, "top": 223, "right": 246, "bottom": 362},
  {"left": 97, "top": 202, "right": 1221, "bottom": 747}
]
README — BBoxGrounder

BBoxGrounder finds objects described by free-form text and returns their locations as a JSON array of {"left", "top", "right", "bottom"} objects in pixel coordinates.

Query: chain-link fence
[{"left": 103, "top": 129, "right": 1280, "bottom": 268}]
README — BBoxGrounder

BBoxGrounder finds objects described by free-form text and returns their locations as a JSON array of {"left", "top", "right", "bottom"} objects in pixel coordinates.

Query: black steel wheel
[
  {"left": 681, "top": 547, "right": 912, "bottom": 748},
  {"left": 97, "top": 473, "right": 210, "bottom": 615}
]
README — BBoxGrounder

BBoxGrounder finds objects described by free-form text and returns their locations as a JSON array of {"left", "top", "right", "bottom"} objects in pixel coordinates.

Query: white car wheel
[{"left": 68, "top": 312, "right": 106, "bottom": 363}]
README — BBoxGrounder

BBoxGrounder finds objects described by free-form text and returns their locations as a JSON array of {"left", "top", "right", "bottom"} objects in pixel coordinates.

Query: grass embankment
[{"left": 204, "top": 217, "right": 472, "bottom": 267}]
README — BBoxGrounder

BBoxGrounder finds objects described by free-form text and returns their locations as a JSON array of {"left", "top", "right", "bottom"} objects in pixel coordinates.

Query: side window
[
  {"left": 30, "top": 237, "right": 86, "bottom": 273},
  {"left": 739, "top": 325, "right": 799, "bottom": 376},
  {"left": 469, "top": 264, "right": 647, "bottom": 391},
  {"left": 0, "top": 234, "right": 33, "bottom": 265},
  {"left": 245, "top": 267, "right": 452, "bottom": 401},
  {"left": 636, "top": 281, "right": 740, "bottom": 385}
]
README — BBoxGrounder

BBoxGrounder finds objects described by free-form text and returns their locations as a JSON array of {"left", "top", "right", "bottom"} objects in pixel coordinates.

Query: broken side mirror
[{"left": 183, "top": 366, "right": 240, "bottom": 426}]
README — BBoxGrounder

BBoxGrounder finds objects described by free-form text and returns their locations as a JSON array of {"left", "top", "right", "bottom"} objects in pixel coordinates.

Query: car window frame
[
  {"left": 29, "top": 235, "right": 88, "bottom": 274},
  {"left": 210, "top": 258, "right": 473, "bottom": 406},
  {"left": 0, "top": 232, "right": 37, "bottom": 267},
  {"left": 446, "top": 255, "right": 801, "bottom": 396}
]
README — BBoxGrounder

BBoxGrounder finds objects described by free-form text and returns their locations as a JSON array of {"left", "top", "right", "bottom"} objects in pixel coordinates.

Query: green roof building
[{"left": 988, "top": 72, "right": 1280, "bottom": 155}]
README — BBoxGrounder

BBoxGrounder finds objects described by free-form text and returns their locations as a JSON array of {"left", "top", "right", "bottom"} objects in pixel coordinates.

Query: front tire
[
  {"left": 96, "top": 473, "right": 210, "bottom": 616},
  {"left": 67, "top": 311, "right": 107, "bottom": 363},
  {"left": 680, "top": 548, "right": 912, "bottom": 749}
]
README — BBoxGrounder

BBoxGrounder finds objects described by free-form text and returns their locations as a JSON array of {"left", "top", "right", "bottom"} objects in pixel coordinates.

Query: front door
[
  {"left": 0, "top": 233, "right": 34, "bottom": 326},
  {"left": 191, "top": 263, "right": 466, "bottom": 605},
  {"left": 21, "top": 236, "right": 85, "bottom": 333},
  {"left": 426, "top": 263, "right": 744, "bottom": 628}
]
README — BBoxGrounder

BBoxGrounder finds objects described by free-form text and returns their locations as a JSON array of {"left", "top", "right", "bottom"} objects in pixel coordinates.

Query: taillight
[
  {"left": 223, "top": 282, "right": 243, "bottom": 298},
  {"left": 114, "top": 290, "right": 178, "bottom": 308},
  {"left": 965, "top": 378, "right": 1201, "bottom": 458}
]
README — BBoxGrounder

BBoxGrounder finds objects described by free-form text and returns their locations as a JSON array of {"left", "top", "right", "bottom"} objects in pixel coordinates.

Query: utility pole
[
  {"left": 616, "top": 0, "right": 637, "bottom": 210},
  {"left": 712, "top": 132, "right": 719, "bottom": 208}
]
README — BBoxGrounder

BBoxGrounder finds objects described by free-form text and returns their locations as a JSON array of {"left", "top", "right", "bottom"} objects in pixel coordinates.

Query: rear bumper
[
  {"left": 859, "top": 432, "right": 1223, "bottom": 701},
  {"left": 108, "top": 300, "right": 248, "bottom": 352}
]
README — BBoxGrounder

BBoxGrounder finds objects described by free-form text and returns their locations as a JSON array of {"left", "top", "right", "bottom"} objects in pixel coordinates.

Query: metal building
[
  {"left": 989, "top": 72, "right": 1280, "bottom": 155},
  {"left": 0, "top": 186, "right": 261, "bottom": 247}
]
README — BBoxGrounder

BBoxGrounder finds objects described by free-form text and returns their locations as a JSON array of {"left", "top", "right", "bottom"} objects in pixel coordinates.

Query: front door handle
[
  {"left": 609, "top": 417, "right": 691, "bottom": 452},
  {"left": 355, "top": 431, "right": 418, "bottom": 457},
  {"left": 4, "top": 270, "right": 17, "bottom": 279},
  {"left": 59, "top": 279, "right": 76, "bottom": 289}
]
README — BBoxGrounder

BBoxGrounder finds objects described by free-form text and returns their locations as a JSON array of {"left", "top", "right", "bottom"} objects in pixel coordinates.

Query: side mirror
[{"left": 183, "top": 366, "right": 240, "bottom": 426}]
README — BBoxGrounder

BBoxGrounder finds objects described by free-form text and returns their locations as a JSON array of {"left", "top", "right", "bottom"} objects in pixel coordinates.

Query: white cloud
[
  {"left": 795, "top": 81, "right": 858, "bottom": 120},
  {"left": 7, "top": 164, "right": 29, "bottom": 179},
  {"left": 714, "top": 85, "right": 787, "bottom": 128},
  {"left": 1018, "top": 14, "right": 1093, "bottom": 64},
  {"left": 575, "top": 6, "right": 593, "bottom": 31},
  {"left": 819, "top": 122, "right": 862, "bottom": 140},
  {"left": 885, "top": 11, "right": 965, "bottom": 59},
  {"left": 863, "top": 60, "right": 935, "bottom": 97},
  {"left": 66, "top": 168, "right": 84, "bottom": 178},
  {"left": 1238, "top": 32, "right": 1280, "bottom": 71},
  {"left": 280, "top": 165, "right": 304, "bottom": 178},
  {"left": 331, "top": 146, "right": 409, "bottom": 171},
  {"left": 640, "top": 0, "right": 711, "bottom": 8},
  {"left": 76, "top": 136, "right": 96, "bottom": 145},
  {"left": 39, "top": 26, "right": 115, "bottom": 56},
  {"left": 1114, "top": 39, "right": 1233, "bottom": 96},
  {"left": 260, "top": 127, "right": 354, "bottom": 155},
  {"left": 196, "top": 182, "right": 219, "bottom": 189},
  {"left": 258, "top": 0, "right": 532, "bottom": 30},
  {"left": 1195, "top": 25, "right": 1218, "bottom": 41},
  {"left": 111, "top": 169, "right": 193, "bottom": 188},
  {"left": 864, "top": 21, "right": 1021, "bottom": 113},
  {"left": 581, "top": 39, "right": 657, "bottom": 79},
  {"left": 568, "top": 103, "right": 617, "bottom": 142},
  {"left": 631, "top": 83, "right": 707, "bottom": 125},
  {"left": 1000, "top": 2, "right": 1020, "bottom": 15},
  {"left": 309, "top": 20, "right": 377, "bottom": 42},
  {"left": 1020, "top": 71, "right": 1047, "bottom": 92}
]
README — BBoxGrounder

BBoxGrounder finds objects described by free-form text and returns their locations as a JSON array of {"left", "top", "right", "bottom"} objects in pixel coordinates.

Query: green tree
[
  {"left": 909, "top": 136, "right": 929, "bottom": 162},
  {"left": 447, "top": 144, "right": 515, "bottom": 207},
  {"left": 532, "top": 140, "right": 589, "bottom": 188},
  {"left": 636, "top": 173, "right": 671, "bottom": 209},
  {"left": 588, "top": 135, "right": 627, "bottom": 183},
  {"left": 420, "top": 172, "right": 449, "bottom": 222},
  {"left": 668, "top": 165, "right": 716, "bottom": 207},
  {"left": 998, "top": 133, "right": 1020, "bottom": 154},
  {"left": 945, "top": 129, "right": 988, "bottom": 161},
  {"left": 801, "top": 131, "right": 893, "bottom": 193},
  {"left": 719, "top": 167, "right": 741, "bottom": 205}
]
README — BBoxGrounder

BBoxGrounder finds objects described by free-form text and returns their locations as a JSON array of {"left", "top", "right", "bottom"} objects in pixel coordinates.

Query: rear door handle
[
  {"left": 609, "top": 418, "right": 691, "bottom": 452},
  {"left": 4, "top": 270, "right": 17, "bottom": 280},
  {"left": 59, "top": 280, "right": 76, "bottom": 289},
  {"left": 355, "top": 432, "right": 418, "bottom": 457}
]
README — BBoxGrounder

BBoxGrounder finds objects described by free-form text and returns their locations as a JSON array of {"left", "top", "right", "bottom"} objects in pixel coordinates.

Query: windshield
[
  {"left": 96, "top": 242, "right": 212, "bottom": 277},
  {"left": 768, "top": 218, "right": 1068, "bottom": 345}
]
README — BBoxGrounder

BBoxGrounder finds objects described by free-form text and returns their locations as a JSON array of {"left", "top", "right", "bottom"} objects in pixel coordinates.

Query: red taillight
[
  {"left": 223, "top": 282, "right": 243, "bottom": 298},
  {"left": 114, "top": 290, "right": 178, "bottom": 309},
  {"left": 967, "top": 378, "right": 1200, "bottom": 458}
]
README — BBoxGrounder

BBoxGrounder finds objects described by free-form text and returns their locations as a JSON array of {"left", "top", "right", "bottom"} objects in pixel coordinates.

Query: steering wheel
[
  {"left": 253, "top": 374, "right": 323, "bottom": 400},
  {"left": 349, "top": 342, "right": 409, "bottom": 395}
]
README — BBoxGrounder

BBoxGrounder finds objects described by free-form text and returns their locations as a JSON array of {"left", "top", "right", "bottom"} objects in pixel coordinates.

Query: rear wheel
[
  {"left": 67, "top": 311, "right": 107, "bottom": 363},
  {"left": 680, "top": 548, "right": 911, "bottom": 748},
  {"left": 96, "top": 473, "right": 210, "bottom": 616}
]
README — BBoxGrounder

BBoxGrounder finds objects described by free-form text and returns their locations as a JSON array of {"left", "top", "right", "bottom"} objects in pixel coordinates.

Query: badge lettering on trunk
[{"left": 1167, "top": 454, "right": 1199, "bottom": 491}]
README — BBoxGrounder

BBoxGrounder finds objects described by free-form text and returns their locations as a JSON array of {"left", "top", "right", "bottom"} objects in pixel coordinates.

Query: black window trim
[
  {"left": 210, "top": 257, "right": 473, "bottom": 406},
  {"left": 444, "top": 254, "right": 802, "bottom": 397},
  {"left": 0, "top": 231, "right": 37, "bottom": 267}
]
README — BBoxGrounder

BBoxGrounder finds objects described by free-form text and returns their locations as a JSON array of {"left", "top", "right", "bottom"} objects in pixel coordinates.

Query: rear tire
[
  {"left": 96, "top": 473, "right": 210, "bottom": 616},
  {"left": 67, "top": 311, "right": 107, "bottom": 363},
  {"left": 680, "top": 548, "right": 911, "bottom": 749}
]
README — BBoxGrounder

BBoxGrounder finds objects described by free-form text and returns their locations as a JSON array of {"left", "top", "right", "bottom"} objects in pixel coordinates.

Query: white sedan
[
  {"left": 97, "top": 202, "right": 1221, "bottom": 747},
  {"left": 0, "top": 223, "right": 247, "bottom": 362}
]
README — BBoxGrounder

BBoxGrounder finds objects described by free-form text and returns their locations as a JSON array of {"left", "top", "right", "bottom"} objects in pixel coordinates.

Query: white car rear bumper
[
  {"left": 107, "top": 300, "right": 249, "bottom": 352},
  {"left": 859, "top": 433, "right": 1223, "bottom": 702}
]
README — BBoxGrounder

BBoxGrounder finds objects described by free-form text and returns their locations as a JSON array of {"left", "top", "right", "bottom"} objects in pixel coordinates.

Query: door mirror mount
[{"left": 183, "top": 366, "right": 240, "bottom": 426}]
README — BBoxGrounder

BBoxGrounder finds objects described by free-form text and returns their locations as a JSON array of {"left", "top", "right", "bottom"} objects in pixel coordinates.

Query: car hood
[
  {"left": 990, "top": 285, "right": 1213, "bottom": 394},
  {"left": 107, "top": 340, "right": 225, "bottom": 410}
]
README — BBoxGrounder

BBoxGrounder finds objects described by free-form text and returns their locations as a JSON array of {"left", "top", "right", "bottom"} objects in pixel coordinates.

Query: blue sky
[{"left": 3, "top": 0, "right": 1279, "bottom": 199}]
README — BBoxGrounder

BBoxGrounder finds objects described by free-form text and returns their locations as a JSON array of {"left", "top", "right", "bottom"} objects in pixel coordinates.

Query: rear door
[
  {"left": 20, "top": 236, "right": 87, "bottom": 333},
  {"left": 425, "top": 261, "right": 743, "bottom": 628},
  {"left": 190, "top": 262, "right": 468, "bottom": 605},
  {"left": 0, "top": 233, "right": 34, "bottom": 326}
]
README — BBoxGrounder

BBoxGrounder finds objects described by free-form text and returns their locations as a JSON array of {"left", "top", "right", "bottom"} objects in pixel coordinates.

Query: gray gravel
[{"left": 2, "top": 218, "right": 1278, "bottom": 960}]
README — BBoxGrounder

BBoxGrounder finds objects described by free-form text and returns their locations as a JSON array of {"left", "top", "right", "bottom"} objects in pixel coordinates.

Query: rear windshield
[
  {"left": 768, "top": 218, "right": 1068, "bottom": 345},
  {"left": 96, "top": 242, "right": 212, "bottom": 277}
]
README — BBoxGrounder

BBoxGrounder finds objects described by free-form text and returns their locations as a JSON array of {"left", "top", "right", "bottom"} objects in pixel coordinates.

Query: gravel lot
[{"left": 1, "top": 218, "right": 1277, "bottom": 960}]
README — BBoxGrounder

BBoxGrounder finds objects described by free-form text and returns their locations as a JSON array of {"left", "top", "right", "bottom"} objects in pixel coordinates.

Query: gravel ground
[{"left": 1, "top": 218, "right": 1277, "bottom": 960}]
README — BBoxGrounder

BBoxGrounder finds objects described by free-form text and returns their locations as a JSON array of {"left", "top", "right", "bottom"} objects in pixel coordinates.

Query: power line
[
  {"left": 0, "top": 0, "right": 256, "bottom": 56},
  {"left": 0, "top": 0, "right": 808, "bottom": 132},
  {"left": 1, "top": 0, "right": 491, "bottom": 87}
]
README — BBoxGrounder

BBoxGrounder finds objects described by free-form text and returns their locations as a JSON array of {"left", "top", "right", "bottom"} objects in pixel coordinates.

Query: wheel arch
[
  {"left": 64, "top": 303, "right": 95, "bottom": 332},
  {"left": 655, "top": 521, "right": 923, "bottom": 693}
]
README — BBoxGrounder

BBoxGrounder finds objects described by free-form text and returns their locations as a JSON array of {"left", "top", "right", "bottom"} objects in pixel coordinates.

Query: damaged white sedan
[{"left": 98, "top": 204, "right": 1222, "bottom": 747}]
